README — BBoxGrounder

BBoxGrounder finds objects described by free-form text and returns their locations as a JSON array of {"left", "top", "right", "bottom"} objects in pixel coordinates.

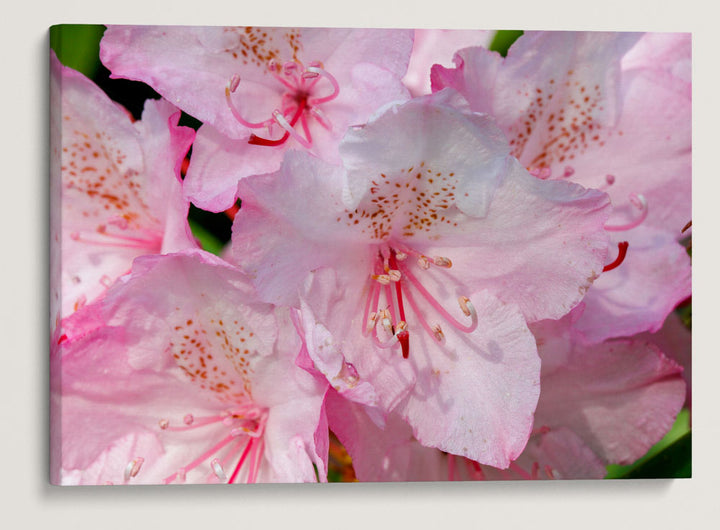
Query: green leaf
[
  {"left": 188, "top": 219, "right": 226, "bottom": 256},
  {"left": 49, "top": 25, "right": 105, "bottom": 78},
  {"left": 488, "top": 30, "right": 524, "bottom": 57},
  {"left": 619, "top": 432, "right": 691, "bottom": 479}
]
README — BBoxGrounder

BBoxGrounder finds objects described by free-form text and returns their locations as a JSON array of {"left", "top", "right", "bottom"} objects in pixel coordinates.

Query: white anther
[
  {"left": 183, "top": 414, "right": 194, "bottom": 425},
  {"left": 227, "top": 74, "right": 241, "bottom": 93},
  {"left": 458, "top": 296, "right": 474, "bottom": 317},
  {"left": 395, "top": 251, "right": 408, "bottom": 261},
  {"left": 124, "top": 457, "right": 144, "bottom": 481},
  {"left": 417, "top": 256, "right": 430, "bottom": 270},
  {"left": 388, "top": 269, "right": 402, "bottom": 282},
  {"left": 366, "top": 312, "right": 378, "bottom": 334},
  {"left": 396, "top": 321, "right": 407, "bottom": 332},
  {"left": 283, "top": 61, "right": 298, "bottom": 75},
  {"left": 373, "top": 274, "right": 391, "bottom": 285},
  {"left": 432, "top": 324, "right": 445, "bottom": 342},
  {"left": 302, "top": 70, "right": 320, "bottom": 79},
  {"left": 433, "top": 256, "right": 453, "bottom": 268},
  {"left": 630, "top": 193, "right": 647, "bottom": 210},
  {"left": 267, "top": 59, "right": 278, "bottom": 72},
  {"left": 158, "top": 419, "right": 169, "bottom": 430},
  {"left": 378, "top": 309, "right": 394, "bottom": 334},
  {"left": 211, "top": 459, "right": 227, "bottom": 482}
]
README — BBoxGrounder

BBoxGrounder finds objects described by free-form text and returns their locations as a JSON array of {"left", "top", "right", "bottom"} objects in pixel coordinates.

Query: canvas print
[{"left": 49, "top": 26, "right": 691, "bottom": 485}]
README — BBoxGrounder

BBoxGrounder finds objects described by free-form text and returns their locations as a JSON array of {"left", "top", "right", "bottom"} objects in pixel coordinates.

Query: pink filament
[
  {"left": 605, "top": 193, "right": 648, "bottom": 232},
  {"left": 399, "top": 264, "right": 478, "bottom": 334},
  {"left": 166, "top": 414, "right": 228, "bottom": 432},
  {"left": 305, "top": 66, "right": 340, "bottom": 105},
  {"left": 228, "top": 438, "right": 254, "bottom": 484},
  {"left": 163, "top": 433, "right": 236, "bottom": 484}
]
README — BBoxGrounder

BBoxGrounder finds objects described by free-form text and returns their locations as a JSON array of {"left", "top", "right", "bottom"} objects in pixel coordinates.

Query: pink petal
[
  {"left": 573, "top": 226, "right": 692, "bottom": 343},
  {"left": 404, "top": 29, "right": 492, "bottom": 96},
  {"left": 326, "top": 391, "right": 447, "bottom": 482},
  {"left": 52, "top": 52, "right": 196, "bottom": 318},
  {"left": 54, "top": 250, "right": 327, "bottom": 484},
  {"left": 534, "top": 337, "right": 686, "bottom": 465}
]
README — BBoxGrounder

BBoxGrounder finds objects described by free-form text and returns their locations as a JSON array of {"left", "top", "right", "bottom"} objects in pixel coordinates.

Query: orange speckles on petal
[
  {"left": 342, "top": 164, "right": 460, "bottom": 240},
  {"left": 169, "top": 313, "right": 261, "bottom": 402}
]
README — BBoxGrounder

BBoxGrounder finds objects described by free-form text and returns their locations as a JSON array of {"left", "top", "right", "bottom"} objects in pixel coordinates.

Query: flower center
[
  {"left": 225, "top": 60, "right": 340, "bottom": 149},
  {"left": 362, "top": 244, "right": 478, "bottom": 359},
  {"left": 155, "top": 405, "right": 269, "bottom": 484}
]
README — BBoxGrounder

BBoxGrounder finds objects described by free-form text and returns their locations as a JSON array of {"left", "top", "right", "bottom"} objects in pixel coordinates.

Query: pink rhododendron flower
[
  {"left": 51, "top": 250, "right": 328, "bottom": 485},
  {"left": 231, "top": 90, "right": 612, "bottom": 467},
  {"left": 402, "top": 29, "right": 491, "bottom": 96},
  {"left": 50, "top": 51, "right": 196, "bottom": 322},
  {"left": 638, "top": 310, "right": 692, "bottom": 408},
  {"left": 325, "top": 390, "right": 447, "bottom": 482},
  {"left": 100, "top": 26, "right": 413, "bottom": 212},
  {"left": 432, "top": 31, "right": 691, "bottom": 342},
  {"left": 327, "top": 309, "right": 685, "bottom": 482}
]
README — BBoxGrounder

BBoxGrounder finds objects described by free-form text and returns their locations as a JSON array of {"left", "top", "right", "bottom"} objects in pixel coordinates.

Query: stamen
[
  {"left": 372, "top": 274, "right": 391, "bottom": 285},
  {"left": 467, "top": 459, "right": 486, "bottom": 481},
  {"left": 400, "top": 264, "right": 478, "bottom": 333},
  {"left": 544, "top": 465, "right": 556, "bottom": 479},
  {"left": 211, "top": 458, "right": 227, "bottom": 482},
  {"left": 225, "top": 77, "right": 275, "bottom": 129},
  {"left": 163, "top": 433, "right": 236, "bottom": 484},
  {"left": 183, "top": 414, "right": 194, "bottom": 425},
  {"left": 158, "top": 419, "right": 169, "bottom": 430},
  {"left": 432, "top": 324, "right": 445, "bottom": 342},
  {"left": 531, "top": 461, "right": 540, "bottom": 480},
  {"left": 388, "top": 269, "right": 402, "bottom": 282},
  {"left": 247, "top": 438, "right": 265, "bottom": 484},
  {"left": 124, "top": 457, "right": 144, "bottom": 481},
  {"left": 433, "top": 256, "right": 452, "bottom": 268},
  {"left": 309, "top": 107, "right": 333, "bottom": 131},
  {"left": 602, "top": 241, "right": 629, "bottom": 272},
  {"left": 228, "top": 438, "right": 254, "bottom": 484},
  {"left": 69, "top": 229, "right": 162, "bottom": 250},
  {"left": 272, "top": 108, "right": 312, "bottom": 149},
  {"left": 605, "top": 193, "right": 648, "bottom": 231},
  {"left": 305, "top": 66, "right": 340, "bottom": 105}
]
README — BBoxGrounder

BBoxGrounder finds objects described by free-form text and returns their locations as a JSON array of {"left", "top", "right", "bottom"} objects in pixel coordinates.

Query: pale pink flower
[
  {"left": 402, "top": 29, "right": 491, "bottom": 96},
  {"left": 51, "top": 250, "right": 328, "bottom": 485},
  {"left": 329, "top": 310, "right": 686, "bottom": 481},
  {"left": 100, "top": 26, "right": 413, "bottom": 212},
  {"left": 431, "top": 31, "right": 692, "bottom": 342},
  {"left": 325, "top": 390, "right": 447, "bottom": 482},
  {"left": 460, "top": 311, "right": 686, "bottom": 480},
  {"left": 50, "top": 51, "right": 196, "bottom": 323},
  {"left": 231, "top": 91, "right": 612, "bottom": 467}
]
